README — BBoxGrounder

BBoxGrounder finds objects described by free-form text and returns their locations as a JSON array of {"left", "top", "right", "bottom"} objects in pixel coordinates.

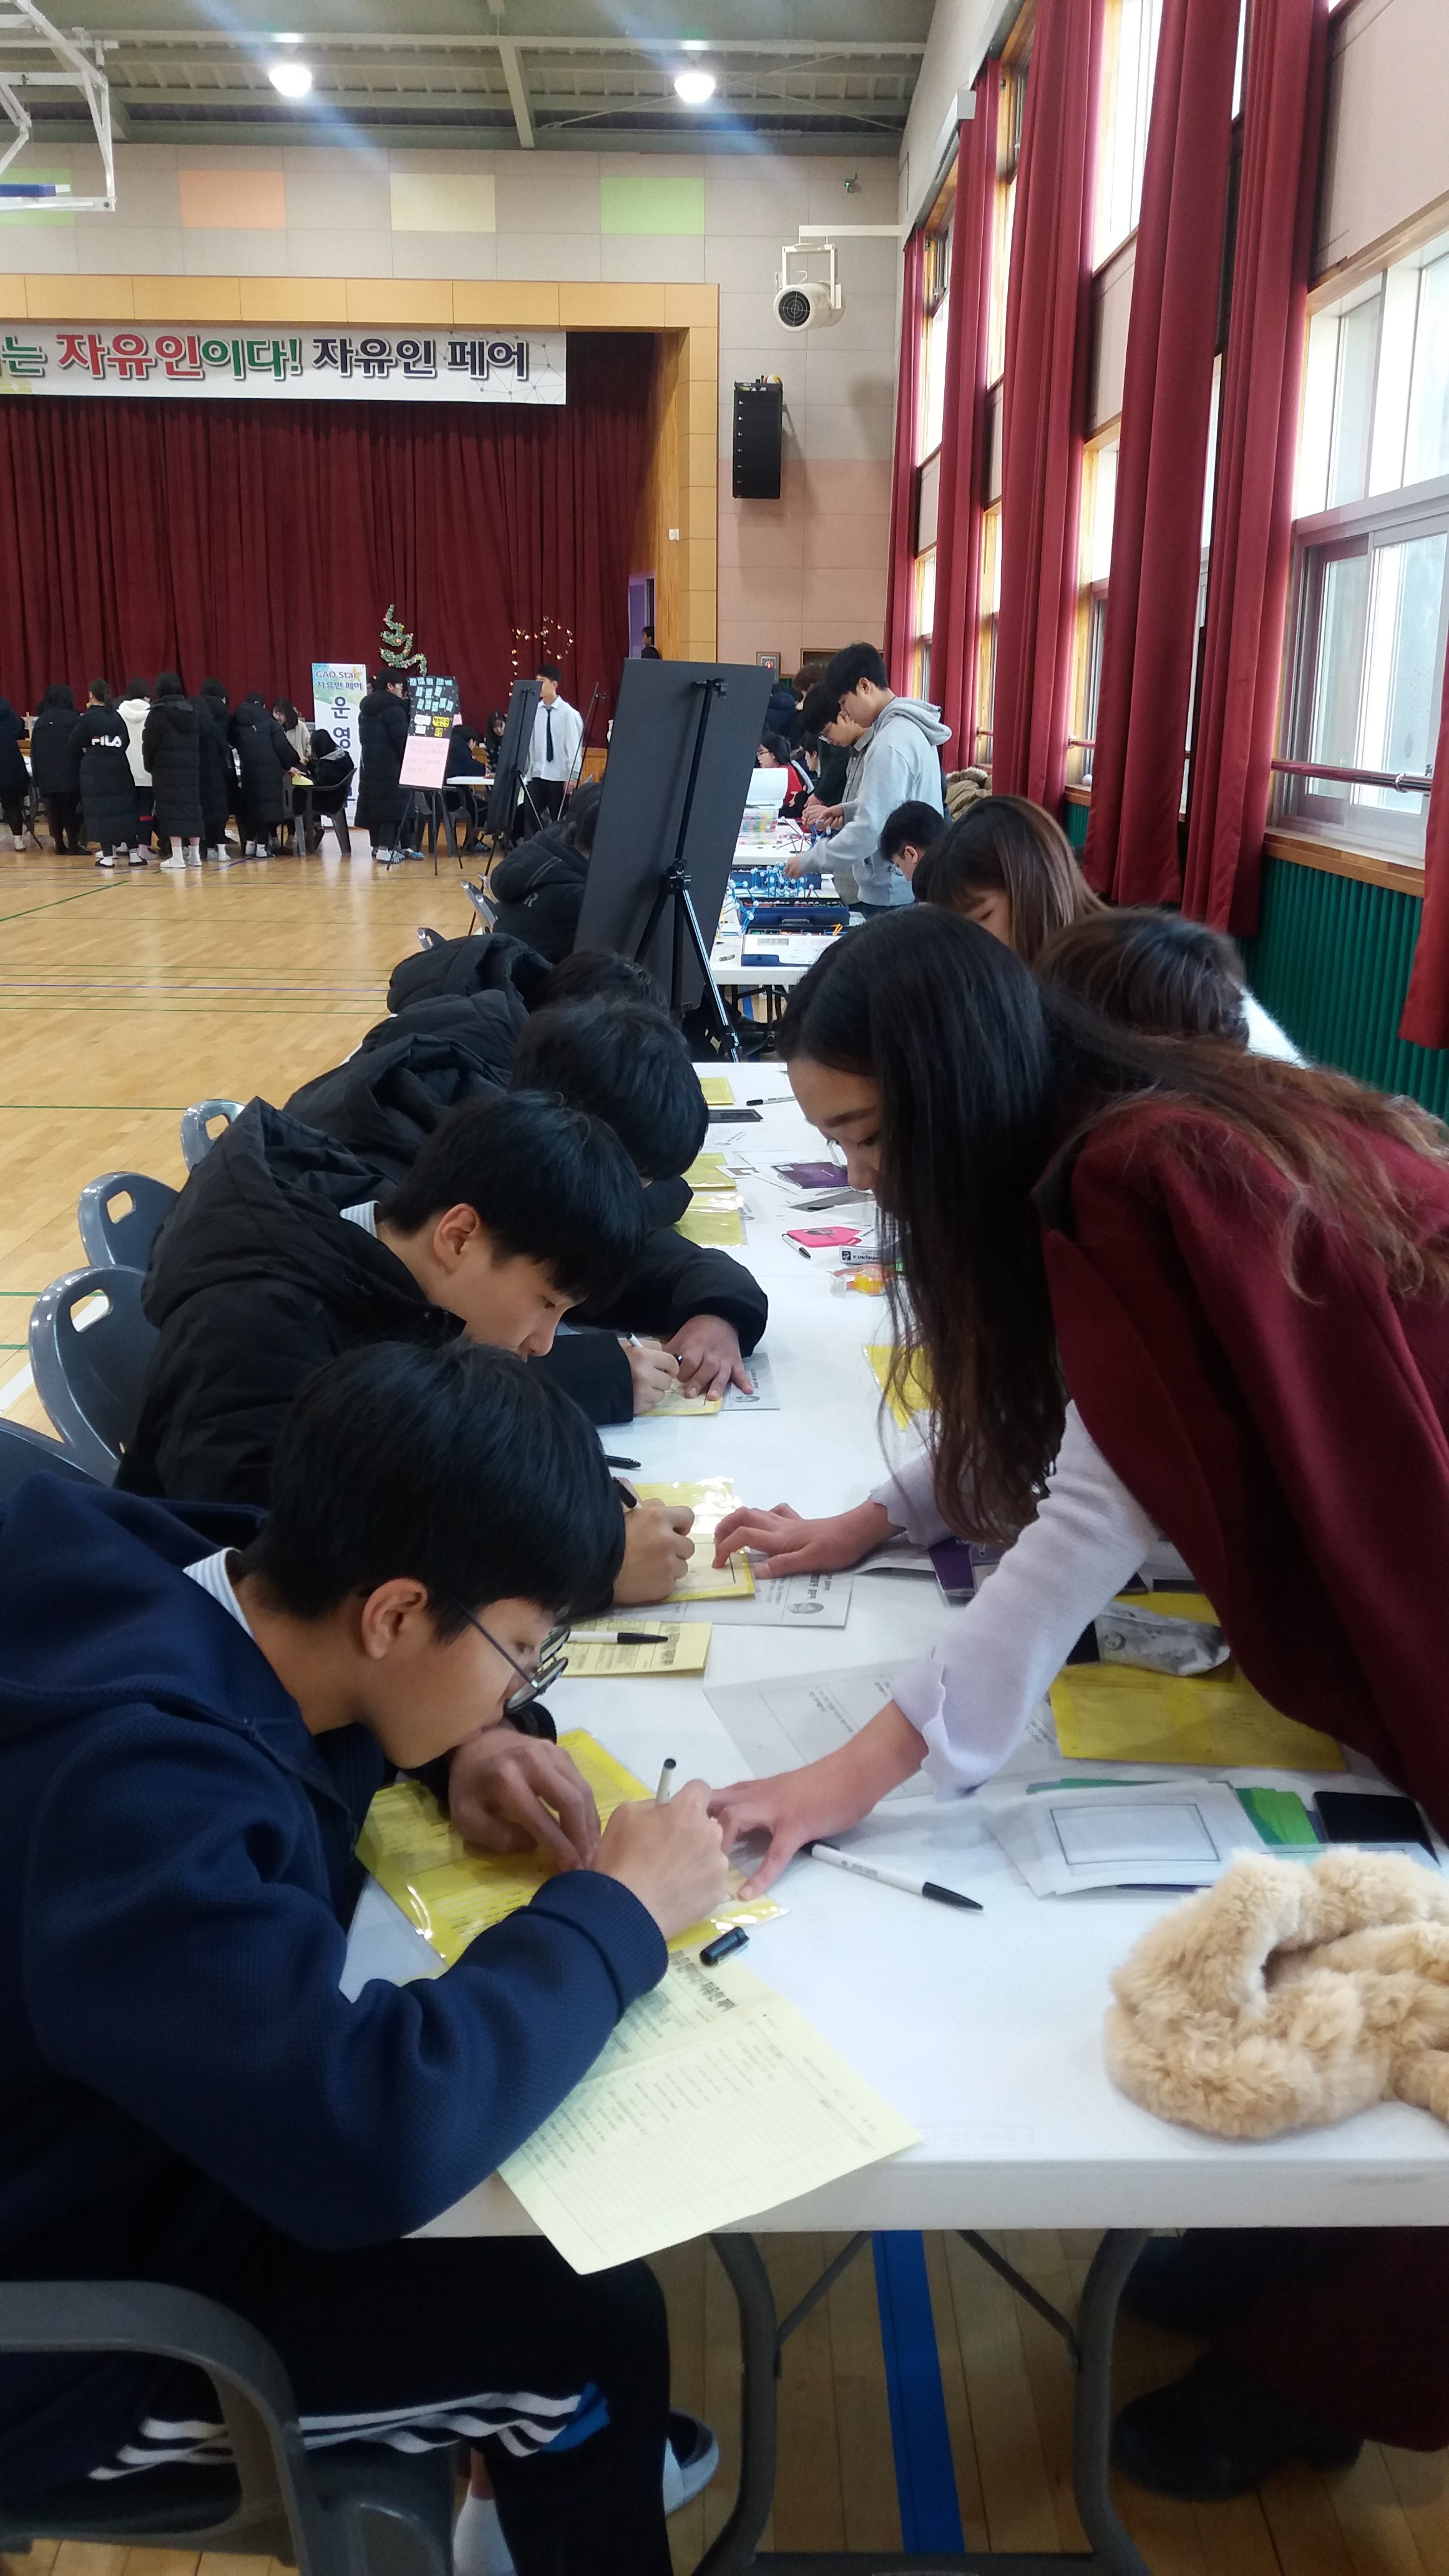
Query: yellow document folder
[
  {"left": 864, "top": 1344, "right": 934, "bottom": 1430},
  {"left": 358, "top": 1730, "right": 776, "bottom": 1964},
  {"left": 1050, "top": 1640, "right": 1345, "bottom": 1772},
  {"left": 632, "top": 1478, "right": 756, "bottom": 1603}
]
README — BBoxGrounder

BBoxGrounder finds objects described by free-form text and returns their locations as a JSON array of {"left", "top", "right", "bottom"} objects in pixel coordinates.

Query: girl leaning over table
[{"left": 708, "top": 906, "right": 1449, "bottom": 2502}]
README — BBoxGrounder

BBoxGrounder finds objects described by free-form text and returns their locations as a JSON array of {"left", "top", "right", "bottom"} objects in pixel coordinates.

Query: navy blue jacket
[{"left": 0, "top": 1476, "right": 665, "bottom": 2500}]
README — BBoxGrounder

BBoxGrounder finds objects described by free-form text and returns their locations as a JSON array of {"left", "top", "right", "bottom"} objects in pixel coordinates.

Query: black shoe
[
  {"left": 1120, "top": 2233, "right": 1268, "bottom": 2339},
  {"left": 1112, "top": 2353, "right": 1362, "bottom": 2501}
]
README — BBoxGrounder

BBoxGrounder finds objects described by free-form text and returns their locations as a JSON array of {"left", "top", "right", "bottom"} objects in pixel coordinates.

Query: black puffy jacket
[
  {"left": 0, "top": 700, "right": 30, "bottom": 804},
  {"left": 196, "top": 696, "right": 237, "bottom": 842},
  {"left": 489, "top": 824, "right": 588, "bottom": 964},
  {"left": 386, "top": 929, "right": 550, "bottom": 1015},
  {"left": 116, "top": 1101, "right": 459, "bottom": 1507},
  {"left": 29, "top": 701, "right": 77, "bottom": 798},
  {"left": 355, "top": 686, "right": 409, "bottom": 832},
  {"left": 71, "top": 707, "right": 140, "bottom": 851},
  {"left": 229, "top": 700, "right": 293, "bottom": 827},
  {"left": 142, "top": 696, "right": 203, "bottom": 840}
]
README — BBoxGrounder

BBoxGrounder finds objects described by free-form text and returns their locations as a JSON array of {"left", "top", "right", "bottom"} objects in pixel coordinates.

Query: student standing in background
[
  {"left": 639, "top": 625, "right": 662, "bottom": 660},
  {"left": 29, "top": 685, "right": 84, "bottom": 856},
  {"left": 0, "top": 698, "right": 36, "bottom": 848},
  {"left": 144, "top": 674, "right": 205, "bottom": 873},
  {"left": 116, "top": 676, "right": 154, "bottom": 854},
  {"left": 522, "top": 665, "right": 583, "bottom": 834},
  {"left": 72, "top": 681, "right": 142, "bottom": 871},
  {"left": 793, "top": 643, "right": 947, "bottom": 911}
]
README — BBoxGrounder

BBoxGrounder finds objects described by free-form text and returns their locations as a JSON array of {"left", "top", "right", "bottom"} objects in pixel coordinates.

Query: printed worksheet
[{"left": 707, "top": 1664, "right": 933, "bottom": 1798}]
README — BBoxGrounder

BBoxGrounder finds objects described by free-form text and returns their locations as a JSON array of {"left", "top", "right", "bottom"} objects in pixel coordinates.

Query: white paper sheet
[
  {"left": 975, "top": 1776, "right": 1264, "bottom": 1896},
  {"left": 706, "top": 1662, "right": 932, "bottom": 1798},
  {"left": 675, "top": 1570, "right": 853, "bottom": 1630}
]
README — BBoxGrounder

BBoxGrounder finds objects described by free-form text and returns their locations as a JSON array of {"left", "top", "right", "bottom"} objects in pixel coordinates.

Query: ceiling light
[
  {"left": 273, "top": 29, "right": 303, "bottom": 41},
  {"left": 680, "top": 39, "right": 708, "bottom": 50},
  {"left": 673, "top": 68, "right": 716, "bottom": 104},
  {"left": 268, "top": 56, "right": 313, "bottom": 95}
]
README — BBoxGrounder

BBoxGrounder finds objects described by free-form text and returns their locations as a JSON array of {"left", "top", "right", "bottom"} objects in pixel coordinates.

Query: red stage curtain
[
  {"left": 929, "top": 62, "right": 1000, "bottom": 766},
  {"left": 1398, "top": 655, "right": 1449, "bottom": 1046},
  {"left": 1081, "top": 0, "right": 1239, "bottom": 904},
  {"left": 992, "top": 0, "right": 1105, "bottom": 809},
  {"left": 885, "top": 230, "right": 926, "bottom": 680},
  {"left": 0, "top": 333, "right": 655, "bottom": 726},
  {"left": 1181, "top": 0, "right": 1330, "bottom": 935}
]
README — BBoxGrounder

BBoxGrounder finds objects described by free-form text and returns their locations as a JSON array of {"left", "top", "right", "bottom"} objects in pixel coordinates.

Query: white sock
[{"left": 452, "top": 2492, "right": 515, "bottom": 2576}]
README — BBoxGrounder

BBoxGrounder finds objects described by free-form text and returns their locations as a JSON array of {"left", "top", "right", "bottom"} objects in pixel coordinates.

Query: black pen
[
  {"left": 615, "top": 1630, "right": 670, "bottom": 1645},
  {"left": 806, "top": 1843, "right": 983, "bottom": 1911},
  {"left": 603, "top": 1453, "right": 642, "bottom": 1469}
]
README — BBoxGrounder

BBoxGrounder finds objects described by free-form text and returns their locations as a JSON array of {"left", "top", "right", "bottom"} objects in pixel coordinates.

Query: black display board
[
  {"left": 484, "top": 675, "right": 541, "bottom": 839},
  {"left": 573, "top": 660, "right": 773, "bottom": 1015}
]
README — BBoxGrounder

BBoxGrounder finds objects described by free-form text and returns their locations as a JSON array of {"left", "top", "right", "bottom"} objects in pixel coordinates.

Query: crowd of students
[{"left": 3, "top": 633, "right": 1449, "bottom": 2562}]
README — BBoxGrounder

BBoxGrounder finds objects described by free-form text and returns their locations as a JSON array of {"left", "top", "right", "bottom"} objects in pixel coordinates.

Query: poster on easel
[
  {"left": 311, "top": 660, "right": 368, "bottom": 820},
  {"left": 409, "top": 674, "right": 461, "bottom": 739},
  {"left": 400, "top": 734, "right": 450, "bottom": 789}
]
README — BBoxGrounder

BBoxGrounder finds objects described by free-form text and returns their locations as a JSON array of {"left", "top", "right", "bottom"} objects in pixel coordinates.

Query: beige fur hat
[{"left": 1105, "top": 1849, "right": 1449, "bottom": 2140}]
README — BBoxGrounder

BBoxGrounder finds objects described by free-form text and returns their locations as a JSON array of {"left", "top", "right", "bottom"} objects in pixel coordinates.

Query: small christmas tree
[{"left": 380, "top": 603, "right": 428, "bottom": 675}]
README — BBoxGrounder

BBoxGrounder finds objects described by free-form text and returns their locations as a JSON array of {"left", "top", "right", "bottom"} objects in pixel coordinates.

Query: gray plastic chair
[
  {"left": 180, "top": 1097, "right": 244, "bottom": 1170},
  {"left": 463, "top": 880, "right": 497, "bottom": 932},
  {"left": 27, "top": 1266, "right": 157, "bottom": 1481},
  {"left": 77, "top": 1170, "right": 178, "bottom": 1272},
  {"left": 0, "top": 2280, "right": 454, "bottom": 2576},
  {"left": 0, "top": 1417, "right": 99, "bottom": 1495}
]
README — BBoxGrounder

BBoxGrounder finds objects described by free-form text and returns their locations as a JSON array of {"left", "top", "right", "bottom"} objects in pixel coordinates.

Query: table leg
[{"left": 691, "top": 2228, "right": 1153, "bottom": 2576}]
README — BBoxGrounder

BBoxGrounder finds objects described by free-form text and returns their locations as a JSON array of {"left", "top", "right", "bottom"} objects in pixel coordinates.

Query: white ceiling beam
[{"left": 495, "top": 34, "right": 532, "bottom": 146}]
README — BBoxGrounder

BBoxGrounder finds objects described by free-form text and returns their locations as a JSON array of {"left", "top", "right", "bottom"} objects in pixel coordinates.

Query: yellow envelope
[
  {"left": 1050, "top": 1661, "right": 1345, "bottom": 1772},
  {"left": 565, "top": 1624, "right": 712, "bottom": 1677},
  {"left": 683, "top": 1151, "right": 734, "bottom": 1189},
  {"left": 357, "top": 1728, "right": 777, "bottom": 1964},
  {"left": 864, "top": 1343, "right": 934, "bottom": 1429},
  {"left": 631, "top": 1477, "right": 756, "bottom": 1601},
  {"left": 699, "top": 1075, "right": 734, "bottom": 1106},
  {"left": 676, "top": 1199, "right": 746, "bottom": 1247}
]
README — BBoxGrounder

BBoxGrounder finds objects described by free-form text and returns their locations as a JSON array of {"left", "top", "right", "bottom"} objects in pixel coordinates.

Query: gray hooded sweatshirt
[{"left": 825, "top": 694, "right": 951, "bottom": 906}]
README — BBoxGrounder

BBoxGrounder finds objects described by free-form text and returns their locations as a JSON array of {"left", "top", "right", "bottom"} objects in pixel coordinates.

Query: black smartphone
[{"left": 1315, "top": 1790, "right": 1435, "bottom": 1854}]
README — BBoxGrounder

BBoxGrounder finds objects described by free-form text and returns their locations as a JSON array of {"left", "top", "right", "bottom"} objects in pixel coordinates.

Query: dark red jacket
[{"left": 1037, "top": 1101, "right": 1449, "bottom": 1833}]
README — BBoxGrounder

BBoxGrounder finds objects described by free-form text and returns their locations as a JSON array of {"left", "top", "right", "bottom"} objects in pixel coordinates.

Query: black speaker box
[{"left": 733, "top": 381, "right": 784, "bottom": 500}]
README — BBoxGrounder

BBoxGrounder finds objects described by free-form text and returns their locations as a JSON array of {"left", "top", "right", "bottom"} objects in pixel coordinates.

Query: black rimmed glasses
[{"left": 444, "top": 1603, "right": 570, "bottom": 1716}]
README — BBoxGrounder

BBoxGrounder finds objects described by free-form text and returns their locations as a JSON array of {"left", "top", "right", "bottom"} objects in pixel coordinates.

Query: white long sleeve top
[{"left": 869, "top": 1407, "right": 1164, "bottom": 1794}]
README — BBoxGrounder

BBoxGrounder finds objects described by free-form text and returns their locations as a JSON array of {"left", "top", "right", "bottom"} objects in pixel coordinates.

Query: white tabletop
[{"left": 345, "top": 1068, "right": 1449, "bottom": 2238}]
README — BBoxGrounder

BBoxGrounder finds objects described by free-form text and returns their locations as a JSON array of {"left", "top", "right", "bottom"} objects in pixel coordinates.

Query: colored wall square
[
  {"left": 389, "top": 173, "right": 496, "bottom": 235},
  {"left": 0, "top": 170, "right": 74, "bottom": 227},
  {"left": 178, "top": 168, "right": 286, "bottom": 231},
  {"left": 600, "top": 173, "right": 705, "bottom": 237}
]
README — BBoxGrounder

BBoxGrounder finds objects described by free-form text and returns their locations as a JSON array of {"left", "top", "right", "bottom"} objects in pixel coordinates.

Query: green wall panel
[{"left": 1243, "top": 856, "right": 1449, "bottom": 1114}]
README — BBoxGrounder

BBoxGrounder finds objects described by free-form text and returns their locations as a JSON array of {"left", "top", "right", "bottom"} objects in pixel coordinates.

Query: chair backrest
[
  {"left": 28, "top": 1267, "right": 158, "bottom": 1481},
  {"left": 180, "top": 1098, "right": 243, "bottom": 1171},
  {"left": 77, "top": 1171, "right": 179, "bottom": 1272},
  {"left": 0, "top": 2279, "right": 453, "bottom": 2576},
  {"left": 0, "top": 1417, "right": 99, "bottom": 1497},
  {"left": 464, "top": 880, "right": 497, "bottom": 929}
]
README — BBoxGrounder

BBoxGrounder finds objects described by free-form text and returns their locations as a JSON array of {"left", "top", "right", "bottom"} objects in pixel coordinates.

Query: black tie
[{"left": 545, "top": 706, "right": 555, "bottom": 763}]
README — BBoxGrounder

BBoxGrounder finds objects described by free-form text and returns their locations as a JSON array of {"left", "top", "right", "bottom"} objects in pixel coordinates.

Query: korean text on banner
[
  {"left": 311, "top": 662, "right": 368, "bottom": 820},
  {"left": 0, "top": 327, "right": 567, "bottom": 406}
]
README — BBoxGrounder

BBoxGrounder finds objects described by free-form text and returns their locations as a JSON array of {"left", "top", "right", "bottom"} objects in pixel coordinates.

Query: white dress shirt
[{"left": 526, "top": 695, "right": 583, "bottom": 784}]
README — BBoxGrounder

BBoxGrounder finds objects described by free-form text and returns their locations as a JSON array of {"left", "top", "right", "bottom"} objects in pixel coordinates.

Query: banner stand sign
[{"left": 311, "top": 660, "right": 368, "bottom": 821}]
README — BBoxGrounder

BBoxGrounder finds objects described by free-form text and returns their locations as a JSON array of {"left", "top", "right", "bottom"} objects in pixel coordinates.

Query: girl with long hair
[{"left": 710, "top": 905, "right": 1449, "bottom": 2489}]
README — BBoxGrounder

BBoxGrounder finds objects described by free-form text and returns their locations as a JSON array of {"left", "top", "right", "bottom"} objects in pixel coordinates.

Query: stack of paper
[
  {"left": 977, "top": 1776, "right": 1265, "bottom": 1896},
  {"left": 500, "top": 1951, "right": 919, "bottom": 2272}
]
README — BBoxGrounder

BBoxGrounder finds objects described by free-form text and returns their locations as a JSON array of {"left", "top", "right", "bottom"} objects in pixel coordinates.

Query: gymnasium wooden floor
[{"left": 2, "top": 840, "right": 1447, "bottom": 2576}]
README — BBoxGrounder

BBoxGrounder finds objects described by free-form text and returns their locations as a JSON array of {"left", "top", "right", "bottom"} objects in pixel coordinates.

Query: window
[
  {"left": 1280, "top": 229, "right": 1449, "bottom": 856},
  {"left": 1070, "top": 431, "right": 1120, "bottom": 783},
  {"left": 918, "top": 216, "right": 953, "bottom": 464},
  {"left": 1093, "top": 0, "right": 1164, "bottom": 267},
  {"left": 975, "top": 501, "right": 1002, "bottom": 766},
  {"left": 987, "top": 67, "right": 1025, "bottom": 390},
  {"left": 911, "top": 548, "right": 937, "bottom": 701}
]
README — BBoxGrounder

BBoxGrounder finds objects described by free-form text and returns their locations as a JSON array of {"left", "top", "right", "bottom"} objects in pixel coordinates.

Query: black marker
[
  {"left": 603, "top": 1454, "right": 642, "bottom": 1469},
  {"left": 700, "top": 1926, "right": 750, "bottom": 1965}
]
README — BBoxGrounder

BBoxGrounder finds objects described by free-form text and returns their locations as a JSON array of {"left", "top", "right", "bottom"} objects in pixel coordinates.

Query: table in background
[{"left": 346, "top": 1066, "right": 1449, "bottom": 2575}]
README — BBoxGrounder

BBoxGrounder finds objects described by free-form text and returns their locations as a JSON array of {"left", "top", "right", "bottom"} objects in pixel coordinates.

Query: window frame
[{"left": 1279, "top": 471, "right": 1449, "bottom": 855}]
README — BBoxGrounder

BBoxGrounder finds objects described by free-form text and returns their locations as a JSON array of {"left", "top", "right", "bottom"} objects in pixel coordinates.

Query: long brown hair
[
  {"left": 911, "top": 794, "right": 1100, "bottom": 962},
  {"left": 779, "top": 910, "right": 1449, "bottom": 1541}
]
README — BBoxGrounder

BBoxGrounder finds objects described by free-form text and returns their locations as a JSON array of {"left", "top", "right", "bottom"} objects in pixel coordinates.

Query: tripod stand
[{"left": 632, "top": 677, "right": 741, "bottom": 1062}]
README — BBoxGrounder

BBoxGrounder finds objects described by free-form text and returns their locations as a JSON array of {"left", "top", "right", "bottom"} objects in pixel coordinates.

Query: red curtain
[
  {"left": 1181, "top": 0, "right": 1330, "bottom": 934},
  {"left": 0, "top": 333, "right": 655, "bottom": 726},
  {"left": 1398, "top": 657, "right": 1449, "bottom": 1046},
  {"left": 886, "top": 230, "right": 926, "bottom": 680},
  {"left": 992, "top": 0, "right": 1106, "bottom": 808},
  {"left": 1081, "top": 0, "right": 1239, "bottom": 903},
  {"left": 929, "top": 62, "right": 1000, "bottom": 765}
]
